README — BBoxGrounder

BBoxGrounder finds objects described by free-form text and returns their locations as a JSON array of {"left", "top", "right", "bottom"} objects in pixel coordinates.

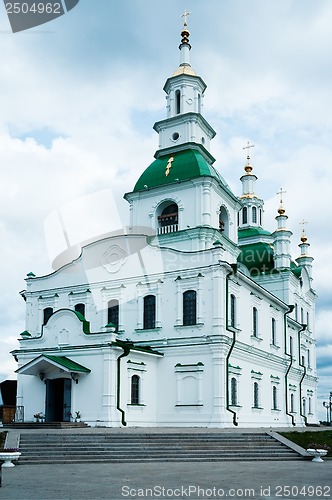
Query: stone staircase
[{"left": 18, "top": 432, "right": 303, "bottom": 464}]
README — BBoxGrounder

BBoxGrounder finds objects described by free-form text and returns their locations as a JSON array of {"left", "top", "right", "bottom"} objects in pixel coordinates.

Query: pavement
[
  {"left": 1, "top": 427, "right": 331, "bottom": 500},
  {"left": 1, "top": 459, "right": 332, "bottom": 500}
]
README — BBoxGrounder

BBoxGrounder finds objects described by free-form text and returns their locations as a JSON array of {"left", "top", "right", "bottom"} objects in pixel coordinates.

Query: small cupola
[
  {"left": 273, "top": 188, "right": 293, "bottom": 270},
  {"left": 295, "top": 221, "right": 314, "bottom": 280},
  {"left": 238, "top": 142, "right": 264, "bottom": 229}
]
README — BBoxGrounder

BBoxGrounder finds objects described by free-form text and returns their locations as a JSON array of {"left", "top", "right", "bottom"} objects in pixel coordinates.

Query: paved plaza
[
  {"left": 1, "top": 427, "right": 331, "bottom": 499},
  {"left": 1, "top": 459, "right": 332, "bottom": 500}
]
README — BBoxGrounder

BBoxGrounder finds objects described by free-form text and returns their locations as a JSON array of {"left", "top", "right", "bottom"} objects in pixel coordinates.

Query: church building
[{"left": 12, "top": 17, "right": 318, "bottom": 428}]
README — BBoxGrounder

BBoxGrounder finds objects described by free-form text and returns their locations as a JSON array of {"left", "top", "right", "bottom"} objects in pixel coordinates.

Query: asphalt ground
[{"left": 1, "top": 460, "right": 332, "bottom": 500}]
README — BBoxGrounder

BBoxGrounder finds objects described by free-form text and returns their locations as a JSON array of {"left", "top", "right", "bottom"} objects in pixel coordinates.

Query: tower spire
[
  {"left": 296, "top": 220, "right": 314, "bottom": 280},
  {"left": 273, "top": 188, "right": 292, "bottom": 269},
  {"left": 238, "top": 141, "right": 264, "bottom": 229},
  {"left": 177, "top": 10, "right": 192, "bottom": 68}
]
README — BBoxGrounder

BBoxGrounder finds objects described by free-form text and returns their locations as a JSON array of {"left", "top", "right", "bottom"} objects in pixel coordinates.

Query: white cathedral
[{"left": 12, "top": 19, "right": 318, "bottom": 428}]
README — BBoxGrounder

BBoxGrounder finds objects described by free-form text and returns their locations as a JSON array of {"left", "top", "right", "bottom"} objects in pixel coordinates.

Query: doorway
[{"left": 45, "top": 378, "right": 72, "bottom": 422}]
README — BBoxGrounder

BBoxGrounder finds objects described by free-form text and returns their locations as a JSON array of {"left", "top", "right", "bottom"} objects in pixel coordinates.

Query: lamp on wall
[{"left": 39, "top": 372, "right": 45, "bottom": 381}]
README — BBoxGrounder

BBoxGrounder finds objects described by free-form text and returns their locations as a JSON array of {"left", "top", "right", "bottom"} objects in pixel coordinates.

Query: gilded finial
[
  {"left": 277, "top": 188, "right": 287, "bottom": 215},
  {"left": 243, "top": 141, "right": 254, "bottom": 173},
  {"left": 180, "top": 10, "right": 191, "bottom": 45},
  {"left": 300, "top": 219, "right": 308, "bottom": 243},
  {"left": 181, "top": 10, "right": 191, "bottom": 28}
]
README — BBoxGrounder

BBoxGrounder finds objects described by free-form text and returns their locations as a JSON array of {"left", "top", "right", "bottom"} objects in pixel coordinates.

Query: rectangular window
[
  {"left": 230, "top": 294, "right": 236, "bottom": 328},
  {"left": 183, "top": 290, "right": 197, "bottom": 326},
  {"left": 143, "top": 295, "right": 156, "bottom": 329},
  {"left": 107, "top": 300, "right": 119, "bottom": 330},
  {"left": 230, "top": 377, "right": 237, "bottom": 406},
  {"left": 271, "top": 318, "right": 276, "bottom": 345},
  {"left": 253, "top": 307, "right": 258, "bottom": 337},
  {"left": 253, "top": 382, "right": 259, "bottom": 408}
]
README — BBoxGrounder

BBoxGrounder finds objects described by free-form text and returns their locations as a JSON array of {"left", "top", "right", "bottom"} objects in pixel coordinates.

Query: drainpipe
[
  {"left": 284, "top": 305, "right": 296, "bottom": 426},
  {"left": 298, "top": 324, "right": 308, "bottom": 426},
  {"left": 116, "top": 343, "right": 132, "bottom": 426},
  {"left": 225, "top": 263, "right": 238, "bottom": 426}
]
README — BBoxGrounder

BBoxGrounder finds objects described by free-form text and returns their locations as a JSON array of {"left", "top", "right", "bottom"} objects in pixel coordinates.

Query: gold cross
[
  {"left": 165, "top": 157, "right": 174, "bottom": 177},
  {"left": 300, "top": 219, "right": 308, "bottom": 235},
  {"left": 243, "top": 141, "right": 254, "bottom": 160},
  {"left": 181, "top": 10, "right": 191, "bottom": 27},
  {"left": 277, "top": 187, "right": 287, "bottom": 205}
]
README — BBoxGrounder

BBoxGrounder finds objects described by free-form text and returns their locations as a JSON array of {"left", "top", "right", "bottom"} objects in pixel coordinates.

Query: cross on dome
[
  {"left": 300, "top": 219, "right": 308, "bottom": 242},
  {"left": 243, "top": 141, "right": 254, "bottom": 161},
  {"left": 181, "top": 10, "right": 191, "bottom": 28},
  {"left": 277, "top": 187, "right": 287, "bottom": 215}
]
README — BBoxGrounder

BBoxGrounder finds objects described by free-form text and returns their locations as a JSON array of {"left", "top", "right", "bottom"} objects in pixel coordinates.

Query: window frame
[
  {"left": 143, "top": 294, "right": 156, "bottom": 330},
  {"left": 107, "top": 299, "right": 119, "bottom": 331},
  {"left": 183, "top": 290, "right": 197, "bottom": 326},
  {"left": 131, "top": 374, "right": 140, "bottom": 405}
]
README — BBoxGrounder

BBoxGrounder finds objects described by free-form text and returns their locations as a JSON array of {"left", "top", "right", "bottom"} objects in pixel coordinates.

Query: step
[{"left": 16, "top": 431, "right": 302, "bottom": 464}]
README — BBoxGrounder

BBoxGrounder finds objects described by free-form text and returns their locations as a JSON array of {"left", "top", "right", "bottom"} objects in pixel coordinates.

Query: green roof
[
  {"left": 74, "top": 311, "right": 90, "bottom": 334},
  {"left": 44, "top": 355, "right": 91, "bottom": 373},
  {"left": 237, "top": 242, "right": 275, "bottom": 274},
  {"left": 238, "top": 227, "right": 272, "bottom": 239},
  {"left": 133, "top": 149, "right": 228, "bottom": 193}
]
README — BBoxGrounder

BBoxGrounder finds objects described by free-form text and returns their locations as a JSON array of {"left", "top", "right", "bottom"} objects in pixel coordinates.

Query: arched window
[
  {"left": 290, "top": 336, "right": 293, "bottom": 358},
  {"left": 308, "top": 397, "right": 312, "bottom": 414},
  {"left": 294, "top": 304, "right": 298, "bottom": 321},
  {"left": 143, "top": 295, "right": 156, "bottom": 330},
  {"left": 131, "top": 375, "right": 140, "bottom": 405},
  {"left": 290, "top": 393, "right": 295, "bottom": 413},
  {"left": 252, "top": 206, "right": 257, "bottom": 223},
  {"left": 183, "top": 290, "right": 197, "bottom": 326},
  {"left": 230, "top": 377, "right": 237, "bottom": 406},
  {"left": 175, "top": 90, "right": 181, "bottom": 114},
  {"left": 307, "top": 349, "right": 311, "bottom": 368},
  {"left": 107, "top": 299, "right": 119, "bottom": 330},
  {"left": 272, "top": 386, "right": 278, "bottom": 410},
  {"left": 271, "top": 318, "right": 276, "bottom": 345},
  {"left": 242, "top": 207, "right": 248, "bottom": 224},
  {"left": 302, "top": 398, "right": 306, "bottom": 416},
  {"left": 158, "top": 203, "right": 178, "bottom": 234},
  {"left": 306, "top": 311, "right": 310, "bottom": 329},
  {"left": 230, "top": 294, "right": 236, "bottom": 328},
  {"left": 43, "top": 307, "right": 53, "bottom": 325},
  {"left": 253, "top": 382, "right": 259, "bottom": 408},
  {"left": 252, "top": 307, "right": 258, "bottom": 337},
  {"left": 259, "top": 209, "right": 262, "bottom": 225},
  {"left": 219, "top": 206, "right": 229, "bottom": 236},
  {"left": 301, "top": 355, "right": 305, "bottom": 367},
  {"left": 75, "top": 303, "right": 85, "bottom": 317}
]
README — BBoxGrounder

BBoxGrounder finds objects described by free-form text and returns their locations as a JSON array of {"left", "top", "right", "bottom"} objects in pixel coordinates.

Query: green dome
[
  {"left": 238, "top": 227, "right": 272, "bottom": 239},
  {"left": 134, "top": 149, "right": 220, "bottom": 192},
  {"left": 238, "top": 242, "right": 275, "bottom": 275}
]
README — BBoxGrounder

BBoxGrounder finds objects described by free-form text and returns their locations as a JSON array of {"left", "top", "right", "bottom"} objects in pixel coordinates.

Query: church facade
[{"left": 12, "top": 21, "right": 318, "bottom": 428}]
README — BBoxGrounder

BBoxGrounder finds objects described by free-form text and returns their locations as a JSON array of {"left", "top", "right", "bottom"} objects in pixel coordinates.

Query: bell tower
[{"left": 153, "top": 11, "right": 216, "bottom": 164}]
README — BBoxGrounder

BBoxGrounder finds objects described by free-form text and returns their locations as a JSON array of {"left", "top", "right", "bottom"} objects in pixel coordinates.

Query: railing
[{"left": 157, "top": 224, "right": 179, "bottom": 235}]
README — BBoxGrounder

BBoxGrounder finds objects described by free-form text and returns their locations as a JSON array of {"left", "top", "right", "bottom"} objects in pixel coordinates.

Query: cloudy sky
[{"left": 0, "top": 0, "right": 331, "bottom": 420}]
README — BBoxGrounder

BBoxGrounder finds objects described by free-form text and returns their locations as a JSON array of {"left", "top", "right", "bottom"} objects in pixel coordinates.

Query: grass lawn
[{"left": 281, "top": 430, "right": 332, "bottom": 457}]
